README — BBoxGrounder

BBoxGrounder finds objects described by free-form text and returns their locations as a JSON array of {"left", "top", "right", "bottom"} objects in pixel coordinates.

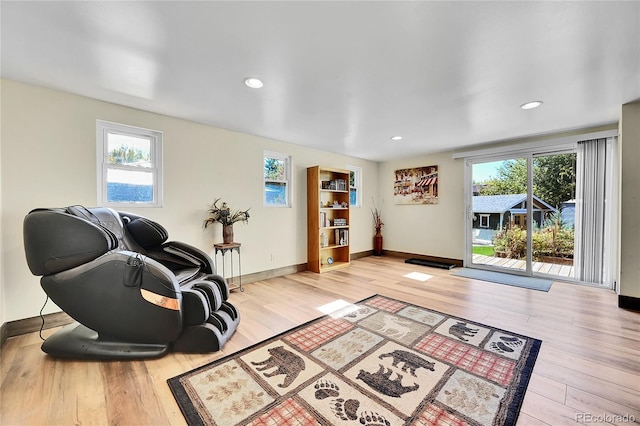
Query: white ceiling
[{"left": 2, "top": 1, "right": 639, "bottom": 161}]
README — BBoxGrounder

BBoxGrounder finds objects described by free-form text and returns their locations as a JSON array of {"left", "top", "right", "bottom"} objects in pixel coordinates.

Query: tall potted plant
[
  {"left": 371, "top": 198, "right": 384, "bottom": 256},
  {"left": 204, "top": 198, "right": 250, "bottom": 244}
]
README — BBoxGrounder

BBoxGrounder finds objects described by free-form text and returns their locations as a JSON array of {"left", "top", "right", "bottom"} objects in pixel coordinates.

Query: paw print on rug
[
  {"left": 358, "top": 410, "right": 391, "bottom": 426},
  {"left": 312, "top": 378, "right": 393, "bottom": 424},
  {"left": 489, "top": 336, "right": 524, "bottom": 354},
  {"left": 314, "top": 379, "right": 340, "bottom": 399},
  {"left": 331, "top": 397, "right": 360, "bottom": 421},
  {"left": 313, "top": 379, "right": 360, "bottom": 421}
]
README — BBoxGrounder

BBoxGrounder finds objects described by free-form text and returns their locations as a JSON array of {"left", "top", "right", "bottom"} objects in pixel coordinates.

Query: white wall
[
  {"left": 378, "top": 152, "right": 465, "bottom": 260},
  {"left": 0, "top": 79, "right": 379, "bottom": 322},
  {"left": 619, "top": 101, "right": 640, "bottom": 299},
  {"left": 0, "top": 80, "right": 5, "bottom": 327}
]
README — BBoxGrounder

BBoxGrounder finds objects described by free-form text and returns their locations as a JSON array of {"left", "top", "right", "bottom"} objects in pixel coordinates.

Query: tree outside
[
  {"left": 108, "top": 145, "right": 150, "bottom": 165},
  {"left": 476, "top": 154, "right": 576, "bottom": 209}
]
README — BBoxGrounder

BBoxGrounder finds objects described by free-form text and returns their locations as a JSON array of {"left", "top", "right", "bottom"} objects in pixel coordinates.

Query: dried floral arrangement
[
  {"left": 371, "top": 198, "right": 384, "bottom": 233},
  {"left": 203, "top": 198, "right": 250, "bottom": 228}
]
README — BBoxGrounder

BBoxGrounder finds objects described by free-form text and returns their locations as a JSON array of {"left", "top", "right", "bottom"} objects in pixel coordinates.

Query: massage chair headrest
[
  {"left": 24, "top": 206, "right": 171, "bottom": 276},
  {"left": 23, "top": 207, "right": 118, "bottom": 276}
]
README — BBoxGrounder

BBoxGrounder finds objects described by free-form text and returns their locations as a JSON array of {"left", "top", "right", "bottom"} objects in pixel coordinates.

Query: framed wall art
[{"left": 393, "top": 165, "right": 438, "bottom": 205}]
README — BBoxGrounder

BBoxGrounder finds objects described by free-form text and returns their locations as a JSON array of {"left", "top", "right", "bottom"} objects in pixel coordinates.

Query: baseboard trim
[
  {"left": 0, "top": 311, "right": 74, "bottom": 348},
  {"left": 351, "top": 251, "right": 373, "bottom": 261},
  {"left": 242, "top": 252, "right": 374, "bottom": 282},
  {"left": 383, "top": 250, "right": 463, "bottom": 267},
  {"left": 241, "top": 263, "right": 308, "bottom": 284},
  {"left": 618, "top": 295, "right": 640, "bottom": 312}
]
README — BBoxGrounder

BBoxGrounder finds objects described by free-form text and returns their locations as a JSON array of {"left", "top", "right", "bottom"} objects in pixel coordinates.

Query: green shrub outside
[
  {"left": 492, "top": 211, "right": 574, "bottom": 260},
  {"left": 493, "top": 226, "right": 527, "bottom": 259}
]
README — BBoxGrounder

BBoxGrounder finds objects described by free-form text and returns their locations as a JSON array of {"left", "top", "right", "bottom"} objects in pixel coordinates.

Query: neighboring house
[
  {"left": 561, "top": 199, "right": 575, "bottom": 228},
  {"left": 472, "top": 194, "right": 555, "bottom": 243}
]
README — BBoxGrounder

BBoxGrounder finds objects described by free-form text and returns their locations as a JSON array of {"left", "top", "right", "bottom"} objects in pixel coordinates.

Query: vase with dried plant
[
  {"left": 371, "top": 198, "right": 384, "bottom": 256},
  {"left": 203, "top": 198, "right": 250, "bottom": 244}
]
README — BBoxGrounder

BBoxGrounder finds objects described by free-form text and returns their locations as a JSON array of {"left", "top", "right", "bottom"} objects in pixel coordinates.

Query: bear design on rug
[
  {"left": 357, "top": 364, "right": 419, "bottom": 398},
  {"left": 251, "top": 346, "right": 305, "bottom": 388},
  {"left": 379, "top": 350, "right": 435, "bottom": 376},
  {"left": 448, "top": 321, "right": 479, "bottom": 342}
]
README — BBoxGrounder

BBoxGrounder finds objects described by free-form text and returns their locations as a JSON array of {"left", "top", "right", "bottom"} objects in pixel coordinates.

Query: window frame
[
  {"left": 346, "top": 165, "right": 362, "bottom": 208},
  {"left": 479, "top": 214, "right": 490, "bottom": 228},
  {"left": 96, "top": 120, "right": 163, "bottom": 208},
  {"left": 263, "top": 150, "right": 292, "bottom": 207}
]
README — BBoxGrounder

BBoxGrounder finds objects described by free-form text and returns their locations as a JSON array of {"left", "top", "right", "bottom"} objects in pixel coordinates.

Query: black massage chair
[{"left": 23, "top": 205, "right": 240, "bottom": 360}]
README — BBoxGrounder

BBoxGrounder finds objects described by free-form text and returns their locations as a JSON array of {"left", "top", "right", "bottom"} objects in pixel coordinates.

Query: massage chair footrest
[
  {"left": 42, "top": 323, "right": 170, "bottom": 360},
  {"left": 172, "top": 301, "right": 240, "bottom": 353}
]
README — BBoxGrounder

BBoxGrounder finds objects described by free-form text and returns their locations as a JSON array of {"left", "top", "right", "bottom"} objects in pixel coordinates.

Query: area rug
[
  {"left": 451, "top": 268, "right": 553, "bottom": 292},
  {"left": 168, "top": 294, "right": 541, "bottom": 426}
]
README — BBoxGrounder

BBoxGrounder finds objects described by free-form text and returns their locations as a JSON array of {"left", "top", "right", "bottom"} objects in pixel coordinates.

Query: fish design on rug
[
  {"left": 357, "top": 364, "right": 419, "bottom": 397},
  {"left": 251, "top": 346, "right": 305, "bottom": 388}
]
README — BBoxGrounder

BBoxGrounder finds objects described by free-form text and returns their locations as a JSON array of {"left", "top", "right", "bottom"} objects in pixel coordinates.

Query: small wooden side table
[{"left": 213, "top": 242, "right": 243, "bottom": 292}]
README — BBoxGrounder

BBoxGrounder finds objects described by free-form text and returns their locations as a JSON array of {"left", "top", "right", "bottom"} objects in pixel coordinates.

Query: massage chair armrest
[
  {"left": 41, "top": 251, "right": 184, "bottom": 344},
  {"left": 24, "top": 208, "right": 117, "bottom": 276},
  {"left": 158, "top": 241, "right": 214, "bottom": 275},
  {"left": 118, "top": 211, "right": 214, "bottom": 274},
  {"left": 119, "top": 212, "right": 169, "bottom": 249}
]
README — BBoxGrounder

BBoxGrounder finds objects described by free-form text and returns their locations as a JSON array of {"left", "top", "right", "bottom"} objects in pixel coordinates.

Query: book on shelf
[
  {"left": 321, "top": 179, "right": 348, "bottom": 191},
  {"left": 334, "top": 229, "right": 349, "bottom": 246}
]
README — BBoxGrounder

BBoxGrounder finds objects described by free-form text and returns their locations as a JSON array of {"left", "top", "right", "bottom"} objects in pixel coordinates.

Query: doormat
[
  {"left": 405, "top": 258, "right": 457, "bottom": 269},
  {"left": 452, "top": 268, "right": 553, "bottom": 292},
  {"left": 168, "top": 294, "right": 541, "bottom": 425}
]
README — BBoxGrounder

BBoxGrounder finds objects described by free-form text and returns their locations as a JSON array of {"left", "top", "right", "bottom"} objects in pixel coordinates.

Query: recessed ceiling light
[
  {"left": 244, "top": 77, "right": 264, "bottom": 89},
  {"left": 390, "top": 135, "right": 403, "bottom": 141},
  {"left": 520, "top": 101, "right": 543, "bottom": 110}
]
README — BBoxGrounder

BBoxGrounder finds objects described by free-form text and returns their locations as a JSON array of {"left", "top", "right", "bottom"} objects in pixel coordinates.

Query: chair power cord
[{"left": 38, "top": 295, "right": 49, "bottom": 341}]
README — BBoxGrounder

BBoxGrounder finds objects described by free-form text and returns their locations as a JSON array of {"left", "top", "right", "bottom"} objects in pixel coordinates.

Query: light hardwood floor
[{"left": 1, "top": 256, "right": 638, "bottom": 425}]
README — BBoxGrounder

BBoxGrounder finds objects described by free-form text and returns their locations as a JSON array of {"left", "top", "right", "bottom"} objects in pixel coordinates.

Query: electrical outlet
[{"left": 270, "top": 253, "right": 276, "bottom": 262}]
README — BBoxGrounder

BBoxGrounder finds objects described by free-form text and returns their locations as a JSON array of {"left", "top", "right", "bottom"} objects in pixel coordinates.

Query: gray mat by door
[{"left": 451, "top": 268, "right": 553, "bottom": 291}]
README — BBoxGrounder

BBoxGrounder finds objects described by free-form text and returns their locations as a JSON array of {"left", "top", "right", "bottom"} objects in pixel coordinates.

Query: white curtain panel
[{"left": 574, "top": 137, "right": 617, "bottom": 286}]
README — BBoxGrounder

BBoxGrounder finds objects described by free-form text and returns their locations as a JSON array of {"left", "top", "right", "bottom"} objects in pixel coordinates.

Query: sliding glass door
[
  {"left": 470, "top": 158, "right": 532, "bottom": 274},
  {"left": 532, "top": 152, "right": 577, "bottom": 279},
  {"left": 467, "top": 151, "right": 577, "bottom": 280}
]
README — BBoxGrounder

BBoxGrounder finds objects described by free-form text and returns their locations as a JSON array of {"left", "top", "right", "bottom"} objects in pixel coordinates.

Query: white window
[
  {"left": 264, "top": 151, "right": 291, "bottom": 207},
  {"left": 480, "top": 214, "right": 490, "bottom": 228},
  {"left": 97, "top": 120, "right": 163, "bottom": 208},
  {"left": 346, "top": 165, "right": 362, "bottom": 207}
]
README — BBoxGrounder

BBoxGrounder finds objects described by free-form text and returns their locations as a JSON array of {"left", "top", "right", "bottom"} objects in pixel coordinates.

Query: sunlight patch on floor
[
  {"left": 404, "top": 271, "right": 434, "bottom": 282},
  {"left": 316, "top": 299, "right": 360, "bottom": 318}
]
